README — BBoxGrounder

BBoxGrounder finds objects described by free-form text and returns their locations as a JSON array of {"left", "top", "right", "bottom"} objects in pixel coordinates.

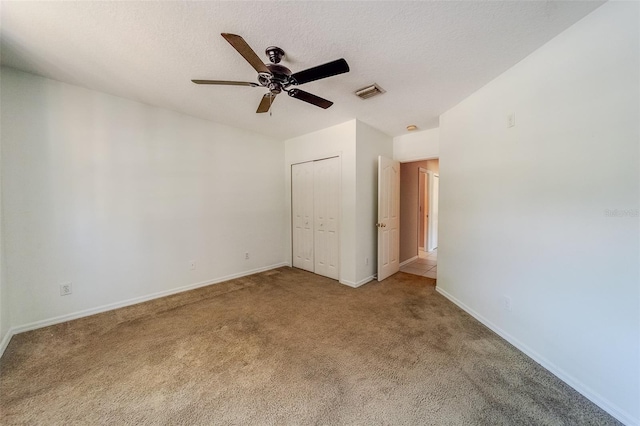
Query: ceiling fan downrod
[{"left": 265, "top": 46, "right": 285, "bottom": 64}]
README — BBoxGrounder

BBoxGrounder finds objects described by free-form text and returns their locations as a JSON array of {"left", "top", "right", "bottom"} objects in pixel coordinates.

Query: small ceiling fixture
[
  {"left": 355, "top": 83, "right": 385, "bottom": 99},
  {"left": 406, "top": 125, "right": 418, "bottom": 131}
]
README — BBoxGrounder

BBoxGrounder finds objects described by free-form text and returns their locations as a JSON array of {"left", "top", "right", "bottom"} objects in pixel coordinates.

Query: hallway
[{"left": 399, "top": 249, "right": 437, "bottom": 279}]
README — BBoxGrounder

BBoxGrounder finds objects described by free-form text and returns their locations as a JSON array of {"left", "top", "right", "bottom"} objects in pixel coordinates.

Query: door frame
[
  {"left": 397, "top": 157, "right": 439, "bottom": 264},
  {"left": 418, "top": 167, "right": 429, "bottom": 251},
  {"left": 427, "top": 173, "right": 439, "bottom": 252}
]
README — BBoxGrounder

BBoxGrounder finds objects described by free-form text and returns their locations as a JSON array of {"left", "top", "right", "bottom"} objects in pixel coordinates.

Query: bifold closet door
[
  {"left": 313, "top": 157, "right": 340, "bottom": 280},
  {"left": 291, "top": 157, "right": 340, "bottom": 280},
  {"left": 292, "top": 161, "right": 314, "bottom": 272}
]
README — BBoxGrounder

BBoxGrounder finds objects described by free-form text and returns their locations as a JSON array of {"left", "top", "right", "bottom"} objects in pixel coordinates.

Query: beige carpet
[{"left": 0, "top": 268, "right": 619, "bottom": 425}]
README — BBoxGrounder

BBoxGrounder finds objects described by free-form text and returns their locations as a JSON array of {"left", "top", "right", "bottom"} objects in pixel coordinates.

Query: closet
[{"left": 291, "top": 157, "right": 340, "bottom": 280}]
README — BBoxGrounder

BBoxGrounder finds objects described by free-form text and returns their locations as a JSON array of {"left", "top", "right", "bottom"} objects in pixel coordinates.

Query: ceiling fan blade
[
  {"left": 192, "top": 80, "right": 259, "bottom": 87},
  {"left": 257, "top": 92, "right": 277, "bottom": 113},
  {"left": 291, "top": 58, "right": 349, "bottom": 85},
  {"left": 221, "top": 33, "right": 270, "bottom": 74},
  {"left": 288, "top": 89, "right": 333, "bottom": 109}
]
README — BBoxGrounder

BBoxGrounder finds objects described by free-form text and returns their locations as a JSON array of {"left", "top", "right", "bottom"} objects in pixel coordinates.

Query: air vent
[{"left": 355, "top": 83, "right": 386, "bottom": 99}]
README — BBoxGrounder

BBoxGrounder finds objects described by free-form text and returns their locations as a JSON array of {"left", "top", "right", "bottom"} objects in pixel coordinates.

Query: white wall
[
  {"left": 393, "top": 128, "right": 439, "bottom": 162},
  {"left": 0, "top": 112, "right": 9, "bottom": 351},
  {"left": 284, "top": 119, "right": 393, "bottom": 287},
  {"left": 355, "top": 121, "right": 393, "bottom": 285},
  {"left": 284, "top": 120, "right": 357, "bottom": 285},
  {"left": 437, "top": 3, "right": 639, "bottom": 424},
  {"left": 1, "top": 67, "right": 287, "bottom": 330}
]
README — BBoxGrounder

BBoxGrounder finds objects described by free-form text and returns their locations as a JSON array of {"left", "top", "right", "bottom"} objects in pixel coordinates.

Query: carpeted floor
[{"left": 0, "top": 267, "right": 619, "bottom": 425}]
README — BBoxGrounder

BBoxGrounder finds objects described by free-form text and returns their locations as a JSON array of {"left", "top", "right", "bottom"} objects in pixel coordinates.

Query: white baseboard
[
  {"left": 0, "top": 328, "right": 13, "bottom": 359},
  {"left": 400, "top": 256, "right": 419, "bottom": 267},
  {"left": 435, "top": 286, "right": 637, "bottom": 426},
  {"left": 6, "top": 262, "right": 289, "bottom": 342},
  {"left": 340, "top": 275, "right": 375, "bottom": 288}
]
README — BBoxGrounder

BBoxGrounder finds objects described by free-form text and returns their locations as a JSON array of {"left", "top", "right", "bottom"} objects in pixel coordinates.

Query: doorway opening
[{"left": 398, "top": 158, "right": 439, "bottom": 279}]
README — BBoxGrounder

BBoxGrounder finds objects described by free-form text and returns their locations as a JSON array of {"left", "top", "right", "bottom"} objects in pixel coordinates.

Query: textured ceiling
[{"left": 0, "top": 1, "right": 603, "bottom": 140}]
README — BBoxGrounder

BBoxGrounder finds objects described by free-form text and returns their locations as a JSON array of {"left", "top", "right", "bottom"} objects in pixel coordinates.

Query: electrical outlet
[
  {"left": 503, "top": 296, "right": 512, "bottom": 311},
  {"left": 507, "top": 113, "right": 516, "bottom": 128},
  {"left": 245, "top": 252, "right": 250, "bottom": 260},
  {"left": 190, "top": 260, "right": 196, "bottom": 270},
  {"left": 365, "top": 257, "right": 369, "bottom": 265},
  {"left": 60, "top": 283, "right": 72, "bottom": 296}
]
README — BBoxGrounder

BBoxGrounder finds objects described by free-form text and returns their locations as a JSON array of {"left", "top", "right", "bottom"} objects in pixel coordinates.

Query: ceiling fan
[{"left": 192, "top": 33, "right": 350, "bottom": 113}]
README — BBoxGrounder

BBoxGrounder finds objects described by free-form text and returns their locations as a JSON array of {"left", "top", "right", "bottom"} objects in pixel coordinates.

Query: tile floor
[{"left": 400, "top": 249, "right": 437, "bottom": 279}]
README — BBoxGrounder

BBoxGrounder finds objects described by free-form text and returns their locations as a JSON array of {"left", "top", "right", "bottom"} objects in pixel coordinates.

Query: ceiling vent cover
[{"left": 355, "top": 83, "right": 385, "bottom": 99}]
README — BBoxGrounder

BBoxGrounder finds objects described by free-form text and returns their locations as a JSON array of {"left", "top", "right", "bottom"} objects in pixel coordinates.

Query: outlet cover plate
[{"left": 60, "top": 283, "right": 72, "bottom": 296}]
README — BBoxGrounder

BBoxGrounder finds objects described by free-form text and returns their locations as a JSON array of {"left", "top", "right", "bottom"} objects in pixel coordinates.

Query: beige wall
[{"left": 399, "top": 159, "right": 438, "bottom": 263}]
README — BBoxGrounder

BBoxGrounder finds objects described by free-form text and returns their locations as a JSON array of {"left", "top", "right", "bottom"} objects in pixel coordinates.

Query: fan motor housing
[
  {"left": 266, "top": 63, "right": 292, "bottom": 77},
  {"left": 260, "top": 63, "right": 293, "bottom": 94}
]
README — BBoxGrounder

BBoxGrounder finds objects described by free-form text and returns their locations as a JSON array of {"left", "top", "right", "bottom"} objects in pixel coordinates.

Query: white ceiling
[{"left": 1, "top": 1, "right": 603, "bottom": 140}]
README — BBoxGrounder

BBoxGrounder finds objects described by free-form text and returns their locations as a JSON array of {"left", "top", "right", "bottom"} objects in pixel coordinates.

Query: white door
[
  {"left": 314, "top": 157, "right": 340, "bottom": 280},
  {"left": 292, "top": 162, "right": 314, "bottom": 272},
  {"left": 418, "top": 170, "right": 426, "bottom": 250},
  {"left": 377, "top": 156, "right": 400, "bottom": 281},
  {"left": 427, "top": 174, "right": 439, "bottom": 251}
]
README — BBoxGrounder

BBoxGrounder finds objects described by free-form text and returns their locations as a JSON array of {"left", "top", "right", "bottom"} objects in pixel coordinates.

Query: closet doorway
[{"left": 291, "top": 157, "right": 340, "bottom": 280}]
